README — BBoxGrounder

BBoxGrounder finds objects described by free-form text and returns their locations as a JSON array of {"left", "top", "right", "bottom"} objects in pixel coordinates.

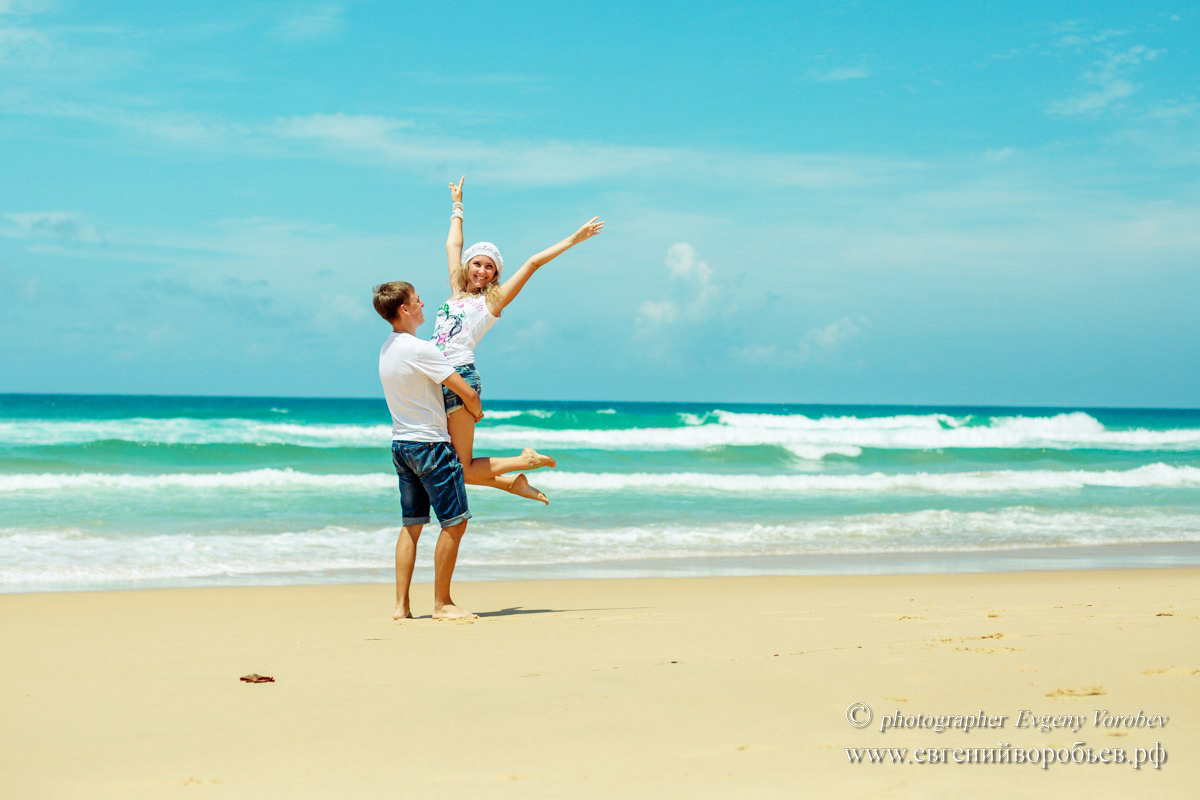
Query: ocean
[{"left": 2, "top": 394, "right": 1199, "bottom": 592}]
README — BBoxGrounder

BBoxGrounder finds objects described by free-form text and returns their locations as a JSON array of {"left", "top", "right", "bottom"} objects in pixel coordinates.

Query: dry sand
[{"left": 2, "top": 569, "right": 1197, "bottom": 798}]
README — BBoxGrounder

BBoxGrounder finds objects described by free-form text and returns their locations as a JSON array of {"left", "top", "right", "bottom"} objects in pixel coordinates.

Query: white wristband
[{"left": 451, "top": 209, "right": 463, "bottom": 220}]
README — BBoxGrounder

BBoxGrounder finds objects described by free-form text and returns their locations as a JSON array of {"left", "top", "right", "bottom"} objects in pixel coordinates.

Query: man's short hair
[{"left": 373, "top": 281, "right": 414, "bottom": 322}]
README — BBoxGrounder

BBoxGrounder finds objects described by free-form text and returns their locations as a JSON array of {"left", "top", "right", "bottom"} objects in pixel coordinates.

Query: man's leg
[
  {"left": 432, "top": 520, "right": 476, "bottom": 619},
  {"left": 391, "top": 441, "right": 430, "bottom": 620},
  {"left": 394, "top": 524, "right": 422, "bottom": 620}
]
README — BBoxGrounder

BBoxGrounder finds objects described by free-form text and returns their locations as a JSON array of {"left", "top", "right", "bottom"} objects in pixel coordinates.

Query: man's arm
[{"left": 442, "top": 371, "right": 482, "bottom": 421}]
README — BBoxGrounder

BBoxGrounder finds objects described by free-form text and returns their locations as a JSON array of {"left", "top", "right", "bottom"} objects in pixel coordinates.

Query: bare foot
[
  {"left": 393, "top": 606, "right": 414, "bottom": 621},
  {"left": 510, "top": 473, "right": 549, "bottom": 505},
  {"left": 521, "top": 448, "right": 556, "bottom": 470},
  {"left": 433, "top": 603, "right": 479, "bottom": 620}
]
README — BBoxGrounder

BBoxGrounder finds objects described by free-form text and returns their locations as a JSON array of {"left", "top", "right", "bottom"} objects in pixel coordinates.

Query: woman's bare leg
[{"left": 447, "top": 408, "right": 551, "bottom": 504}]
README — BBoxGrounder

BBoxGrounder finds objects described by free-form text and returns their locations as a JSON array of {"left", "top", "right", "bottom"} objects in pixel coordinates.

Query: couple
[{"left": 374, "top": 177, "right": 604, "bottom": 620}]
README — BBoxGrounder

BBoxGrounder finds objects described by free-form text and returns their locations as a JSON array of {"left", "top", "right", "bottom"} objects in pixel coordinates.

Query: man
[{"left": 374, "top": 280, "right": 482, "bottom": 621}]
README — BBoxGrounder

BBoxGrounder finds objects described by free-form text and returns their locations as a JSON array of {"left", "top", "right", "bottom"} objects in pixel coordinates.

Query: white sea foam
[
  {"left": 3, "top": 464, "right": 1199, "bottom": 494},
  {"left": 479, "top": 411, "right": 1200, "bottom": 454},
  {"left": 4, "top": 507, "right": 1198, "bottom": 589},
  {"left": 0, "top": 468, "right": 384, "bottom": 492},
  {"left": 2, "top": 411, "right": 1199, "bottom": 455},
  {"left": 0, "top": 418, "right": 392, "bottom": 447},
  {"left": 714, "top": 411, "right": 970, "bottom": 430},
  {"left": 534, "top": 464, "right": 1200, "bottom": 493}
]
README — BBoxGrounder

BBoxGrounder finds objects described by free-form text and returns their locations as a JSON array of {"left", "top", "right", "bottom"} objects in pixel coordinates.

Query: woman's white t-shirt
[{"left": 431, "top": 293, "right": 498, "bottom": 367}]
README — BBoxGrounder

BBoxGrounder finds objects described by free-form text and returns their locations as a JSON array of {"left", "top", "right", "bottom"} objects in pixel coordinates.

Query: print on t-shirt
[{"left": 433, "top": 302, "right": 464, "bottom": 352}]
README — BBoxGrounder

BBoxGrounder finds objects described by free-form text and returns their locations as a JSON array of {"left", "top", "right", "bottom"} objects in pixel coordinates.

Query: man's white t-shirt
[{"left": 379, "top": 332, "right": 455, "bottom": 442}]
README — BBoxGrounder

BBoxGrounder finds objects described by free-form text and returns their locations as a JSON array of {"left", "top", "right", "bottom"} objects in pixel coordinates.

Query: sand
[{"left": 2, "top": 569, "right": 1197, "bottom": 798}]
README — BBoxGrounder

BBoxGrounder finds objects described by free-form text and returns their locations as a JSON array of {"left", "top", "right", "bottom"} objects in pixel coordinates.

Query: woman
[{"left": 435, "top": 176, "right": 605, "bottom": 504}]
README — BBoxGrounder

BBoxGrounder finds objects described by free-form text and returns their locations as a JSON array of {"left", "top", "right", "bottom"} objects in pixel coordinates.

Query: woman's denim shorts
[
  {"left": 390, "top": 440, "right": 471, "bottom": 528},
  {"left": 442, "top": 363, "right": 481, "bottom": 414}
]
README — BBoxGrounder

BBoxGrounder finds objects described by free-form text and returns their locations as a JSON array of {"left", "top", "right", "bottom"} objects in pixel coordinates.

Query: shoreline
[
  {"left": 7, "top": 540, "right": 1200, "bottom": 595},
  {"left": 3, "top": 570, "right": 1197, "bottom": 797}
]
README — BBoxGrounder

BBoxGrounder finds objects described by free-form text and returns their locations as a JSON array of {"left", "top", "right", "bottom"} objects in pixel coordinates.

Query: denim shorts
[
  {"left": 390, "top": 440, "right": 471, "bottom": 528},
  {"left": 442, "top": 363, "right": 482, "bottom": 414}
]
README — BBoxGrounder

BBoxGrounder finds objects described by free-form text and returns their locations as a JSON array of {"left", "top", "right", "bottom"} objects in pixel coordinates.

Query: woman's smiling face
[{"left": 467, "top": 256, "right": 497, "bottom": 290}]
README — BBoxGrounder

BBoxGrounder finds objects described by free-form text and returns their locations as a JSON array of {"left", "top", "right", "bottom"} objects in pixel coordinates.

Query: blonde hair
[{"left": 453, "top": 257, "right": 503, "bottom": 306}]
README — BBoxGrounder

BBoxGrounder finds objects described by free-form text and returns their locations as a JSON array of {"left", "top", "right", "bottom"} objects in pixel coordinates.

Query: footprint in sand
[
  {"left": 937, "top": 632, "right": 1006, "bottom": 644},
  {"left": 1045, "top": 687, "right": 1106, "bottom": 698},
  {"left": 1141, "top": 666, "right": 1200, "bottom": 676}
]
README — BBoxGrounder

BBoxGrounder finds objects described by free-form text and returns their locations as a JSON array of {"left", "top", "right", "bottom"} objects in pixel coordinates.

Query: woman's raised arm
[
  {"left": 446, "top": 176, "right": 465, "bottom": 293},
  {"left": 491, "top": 217, "right": 604, "bottom": 315}
]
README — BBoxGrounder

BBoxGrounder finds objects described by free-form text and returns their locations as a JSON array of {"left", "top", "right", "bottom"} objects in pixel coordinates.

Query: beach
[{"left": 3, "top": 569, "right": 1197, "bottom": 798}]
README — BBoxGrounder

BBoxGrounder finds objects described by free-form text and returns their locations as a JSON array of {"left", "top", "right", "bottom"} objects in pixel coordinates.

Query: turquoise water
[{"left": 2, "top": 394, "right": 1199, "bottom": 591}]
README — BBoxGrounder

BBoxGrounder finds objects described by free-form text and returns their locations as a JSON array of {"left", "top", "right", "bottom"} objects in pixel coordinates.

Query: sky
[{"left": 1, "top": 0, "right": 1198, "bottom": 406}]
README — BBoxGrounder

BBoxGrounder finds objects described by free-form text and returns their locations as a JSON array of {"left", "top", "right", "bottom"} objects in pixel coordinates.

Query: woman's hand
[
  {"left": 449, "top": 175, "right": 465, "bottom": 204},
  {"left": 571, "top": 216, "right": 605, "bottom": 244}
]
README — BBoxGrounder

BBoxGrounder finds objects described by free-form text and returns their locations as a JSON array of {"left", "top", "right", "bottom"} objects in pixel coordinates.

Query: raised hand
[
  {"left": 449, "top": 175, "right": 465, "bottom": 204},
  {"left": 572, "top": 216, "right": 605, "bottom": 243}
]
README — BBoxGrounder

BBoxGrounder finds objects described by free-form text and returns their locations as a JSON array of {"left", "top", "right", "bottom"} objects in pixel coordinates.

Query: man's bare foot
[
  {"left": 432, "top": 603, "right": 478, "bottom": 620},
  {"left": 521, "top": 448, "right": 556, "bottom": 470},
  {"left": 510, "top": 473, "right": 549, "bottom": 505},
  {"left": 392, "top": 606, "right": 414, "bottom": 621}
]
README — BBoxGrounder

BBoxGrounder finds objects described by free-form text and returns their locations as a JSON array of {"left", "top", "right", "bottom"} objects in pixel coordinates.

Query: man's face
[{"left": 403, "top": 293, "right": 425, "bottom": 326}]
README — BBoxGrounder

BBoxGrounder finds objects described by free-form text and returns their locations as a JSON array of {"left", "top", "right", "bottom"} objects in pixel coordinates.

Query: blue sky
[{"left": 1, "top": 1, "right": 1197, "bottom": 405}]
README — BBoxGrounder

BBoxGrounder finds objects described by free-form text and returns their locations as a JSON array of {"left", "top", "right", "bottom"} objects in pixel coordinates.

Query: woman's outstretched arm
[
  {"left": 491, "top": 216, "right": 604, "bottom": 315},
  {"left": 446, "top": 176, "right": 465, "bottom": 293}
]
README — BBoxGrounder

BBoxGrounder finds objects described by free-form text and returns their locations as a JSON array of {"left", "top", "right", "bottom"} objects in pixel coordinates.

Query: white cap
[{"left": 462, "top": 241, "right": 503, "bottom": 271}]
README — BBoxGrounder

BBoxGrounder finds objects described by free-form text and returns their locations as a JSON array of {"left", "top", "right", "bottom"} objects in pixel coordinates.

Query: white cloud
[
  {"left": 1047, "top": 45, "right": 1162, "bottom": 117},
  {"left": 635, "top": 300, "right": 679, "bottom": 327},
  {"left": 3, "top": 211, "right": 105, "bottom": 244},
  {"left": 272, "top": 112, "right": 417, "bottom": 154},
  {"left": 801, "top": 316, "right": 867, "bottom": 352},
  {"left": 496, "top": 320, "right": 550, "bottom": 354},
  {"left": 665, "top": 242, "right": 712, "bottom": 283},
  {"left": 1056, "top": 28, "right": 1126, "bottom": 49},
  {"left": 635, "top": 242, "right": 716, "bottom": 338},
  {"left": 273, "top": 4, "right": 344, "bottom": 41},
  {"left": 1144, "top": 101, "right": 1200, "bottom": 120},
  {"left": 0, "top": 0, "right": 53, "bottom": 17},
  {"left": 1, "top": 97, "right": 920, "bottom": 189},
  {"left": 809, "top": 66, "right": 870, "bottom": 82},
  {"left": 0, "top": 21, "right": 49, "bottom": 64},
  {"left": 664, "top": 242, "right": 715, "bottom": 309},
  {"left": 314, "top": 292, "right": 367, "bottom": 330},
  {"left": 733, "top": 316, "right": 870, "bottom": 365},
  {"left": 16, "top": 100, "right": 247, "bottom": 149}
]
